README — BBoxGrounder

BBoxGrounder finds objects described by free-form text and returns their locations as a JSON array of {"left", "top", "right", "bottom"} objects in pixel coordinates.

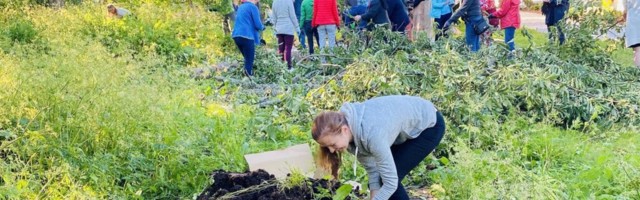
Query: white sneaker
[{"left": 288, "top": 67, "right": 295, "bottom": 72}]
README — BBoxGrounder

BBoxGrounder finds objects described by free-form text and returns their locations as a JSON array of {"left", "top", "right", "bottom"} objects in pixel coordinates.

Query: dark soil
[{"left": 197, "top": 169, "right": 361, "bottom": 200}]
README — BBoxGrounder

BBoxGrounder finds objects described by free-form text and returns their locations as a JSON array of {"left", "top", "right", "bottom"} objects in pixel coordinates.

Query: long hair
[{"left": 311, "top": 111, "right": 348, "bottom": 179}]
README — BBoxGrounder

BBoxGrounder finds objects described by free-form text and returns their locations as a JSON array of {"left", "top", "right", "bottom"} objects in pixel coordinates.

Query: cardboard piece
[{"left": 244, "top": 143, "right": 326, "bottom": 179}]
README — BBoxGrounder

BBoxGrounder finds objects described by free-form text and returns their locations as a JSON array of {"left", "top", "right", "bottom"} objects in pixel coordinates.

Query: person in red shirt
[
  {"left": 312, "top": 0, "right": 341, "bottom": 52},
  {"left": 490, "top": 0, "right": 521, "bottom": 51}
]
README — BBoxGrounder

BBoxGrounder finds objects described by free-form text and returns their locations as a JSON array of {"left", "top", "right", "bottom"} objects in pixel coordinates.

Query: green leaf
[
  {"left": 439, "top": 157, "right": 450, "bottom": 166},
  {"left": 332, "top": 184, "right": 353, "bottom": 200}
]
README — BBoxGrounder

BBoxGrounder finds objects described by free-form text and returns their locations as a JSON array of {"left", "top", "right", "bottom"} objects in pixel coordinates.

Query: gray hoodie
[
  {"left": 340, "top": 95, "right": 438, "bottom": 200},
  {"left": 272, "top": 0, "right": 300, "bottom": 35}
]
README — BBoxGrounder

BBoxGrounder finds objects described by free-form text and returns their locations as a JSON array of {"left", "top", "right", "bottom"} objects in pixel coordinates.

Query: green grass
[
  {"left": 425, "top": 120, "right": 640, "bottom": 199},
  {"left": 491, "top": 27, "right": 635, "bottom": 66}
]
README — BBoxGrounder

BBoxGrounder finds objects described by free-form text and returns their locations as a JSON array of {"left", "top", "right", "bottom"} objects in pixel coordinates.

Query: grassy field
[{"left": 1, "top": 3, "right": 639, "bottom": 200}]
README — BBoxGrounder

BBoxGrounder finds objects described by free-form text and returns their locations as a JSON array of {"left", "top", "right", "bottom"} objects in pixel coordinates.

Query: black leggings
[{"left": 388, "top": 112, "right": 446, "bottom": 200}]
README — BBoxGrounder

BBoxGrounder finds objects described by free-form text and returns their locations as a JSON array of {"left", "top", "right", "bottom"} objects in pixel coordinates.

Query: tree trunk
[
  {"left": 223, "top": 16, "right": 231, "bottom": 35},
  {"left": 48, "top": 0, "right": 64, "bottom": 8}
]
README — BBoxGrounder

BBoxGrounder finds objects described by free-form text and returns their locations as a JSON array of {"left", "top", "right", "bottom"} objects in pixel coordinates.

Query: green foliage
[
  {"left": 4, "top": 18, "right": 38, "bottom": 43},
  {"left": 75, "top": 4, "right": 231, "bottom": 65},
  {"left": 332, "top": 184, "right": 352, "bottom": 200},
  {"left": 308, "top": 30, "right": 640, "bottom": 135},
  {"left": 426, "top": 121, "right": 640, "bottom": 199}
]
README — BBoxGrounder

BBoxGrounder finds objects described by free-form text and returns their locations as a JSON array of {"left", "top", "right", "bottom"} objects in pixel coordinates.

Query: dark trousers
[
  {"left": 388, "top": 112, "right": 446, "bottom": 200},
  {"left": 434, "top": 12, "right": 452, "bottom": 41},
  {"left": 233, "top": 37, "right": 255, "bottom": 76},
  {"left": 392, "top": 20, "right": 410, "bottom": 34},
  {"left": 547, "top": 25, "right": 565, "bottom": 45},
  {"left": 303, "top": 20, "right": 320, "bottom": 54},
  {"left": 277, "top": 34, "right": 294, "bottom": 69}
]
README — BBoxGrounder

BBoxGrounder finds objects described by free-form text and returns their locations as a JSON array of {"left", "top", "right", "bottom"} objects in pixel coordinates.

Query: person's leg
[
  {"left": 234, "top": 37, "right": 254, "bottom": 76},
  {"left": 300, "top": 26, "right": 306, "bottom": 49},
  {"left": 277, "top": 34, "right": 285, "bottom": 60},
  {"left": 472, "top": 32, "right": 480, "bottom": 52},
  {"left": 434, "top": 16, "right": 447, "bottom": 40},
  {"left": 436, "top": 11, "right": 452, "bottom": 40},
  {"left": 233, "top": 37, "right": 245, "bottom": 58},
  {"left": 284, "top": 34, "right": 294, "bottom": 69},
  {"left": 634, "top": 46, "right": 640, "bottom": 67},
  {"left": 245, "top": 40, "right": 256, "bottom": 76},
  {"left": 233, "top": 37, "right": 248, "bottom": 75},
  {"left": 505, "top": 27, "right": 516, "bottom": 51},
  {"left": 318, "top": 25, "right": 327, "bottom": 50},
  {"left": 557, "top": 25, "right": 565, "bottom": 45},
  {"left": 388, "top": 112, "right": 446, "bottom": 199},
  {"left": 304, "top": 21, "right": 315, "bottom": 54},
  {"left": 547, "top": 25, "right": 555, "bottom": 43},
  {"left": 327, "top": 24, "right": 337, "bottom": 49},
  {"left": 465, "top": 22, "right": 480, "bottom": 52},
  {"left": 397, "top": 22, "right": 408, "bottom": 35},
  {"left": 314, "top": 27, "right": 320, "bottom": 46}
]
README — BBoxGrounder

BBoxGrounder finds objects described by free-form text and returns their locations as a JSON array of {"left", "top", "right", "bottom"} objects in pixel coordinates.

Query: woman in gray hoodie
[
  {"left": 311, "top": 95, "right": 446, "bottom": 200},
  {"left": 272, "top": 0, "right": 300, "bottom": 70}
]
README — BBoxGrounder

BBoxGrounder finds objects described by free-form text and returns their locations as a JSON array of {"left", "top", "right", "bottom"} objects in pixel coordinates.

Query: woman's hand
[
  {"left": 369, "top": 190, "right": 378, "bottom": 200},
  {"left": 354, "top": 15, "right": 362, "bottom": 21}
]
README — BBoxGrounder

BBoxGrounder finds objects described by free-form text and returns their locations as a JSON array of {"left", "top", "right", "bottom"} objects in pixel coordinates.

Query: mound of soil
[{"left": 197, "top": 169, "right": 361, "bottom": 200}]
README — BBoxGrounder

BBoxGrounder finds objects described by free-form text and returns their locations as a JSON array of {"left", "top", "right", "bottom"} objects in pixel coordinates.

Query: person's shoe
[
  {"left": 243, "top": 69, "right": 253, "bottom": 77},
  {"left": 287, "top": 67, "right": 295, "bottom": 72}
]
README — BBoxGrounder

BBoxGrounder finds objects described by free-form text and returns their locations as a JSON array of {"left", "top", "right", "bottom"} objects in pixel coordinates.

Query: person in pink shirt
[
  {"left": 489, "top": 0, "right": 521, "bottom": 51},
  {"left": 480, "top": 0, "right": 498, "bottom": 46}
]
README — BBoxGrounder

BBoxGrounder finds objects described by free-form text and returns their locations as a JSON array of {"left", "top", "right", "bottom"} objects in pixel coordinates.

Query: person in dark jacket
[
  {"left": 541, "top": 0, "right": 569, "bottom": 45},
  {"left": 232, "top": 0, "right": 265, "bottom": 77},
  {"left": 444, "top": 0, "right": 485, "bottom": 52},
  {"left": 354, "top": 0, "right": 391, "bottom": 30},
  {"left": 386, "top": 0, "right": 411, "bottom": 33}
]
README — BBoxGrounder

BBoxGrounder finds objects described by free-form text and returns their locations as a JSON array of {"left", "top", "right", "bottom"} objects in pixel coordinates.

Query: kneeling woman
[{"left": 312, "top": 95, "right": 446, "bottom": 200}]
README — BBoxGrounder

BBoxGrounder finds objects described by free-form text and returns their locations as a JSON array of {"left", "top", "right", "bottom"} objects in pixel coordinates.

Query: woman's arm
[
  {"left": 369, "top": 141, "right": 398, "bottom": 200},
  {"left": 252, "top": 5, "right": 265, "bottom": 31},
  {"left": 358, "top": 156, "right": 382, "bottom": 192},
  {"left": 448, "top": 0, "right": 470, "bottom": 24},
  {"left": 492, "top": 0, "right": 512, "bottom": 18},
  {"left": 361, "top": 0, "right": 382, "bottom": 21}
]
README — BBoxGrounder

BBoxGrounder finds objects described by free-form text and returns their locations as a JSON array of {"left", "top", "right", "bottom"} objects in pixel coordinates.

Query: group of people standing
[{"left": 229, "top": 0, "right": 639, "bottom": 76}]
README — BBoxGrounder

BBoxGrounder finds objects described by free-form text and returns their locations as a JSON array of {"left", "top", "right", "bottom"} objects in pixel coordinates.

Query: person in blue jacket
[
  {"left": 541, "top": 0, "right": 569, "bottom": 45},
  {"left": 232, "top": 0, "right": 265, "bottom": 77},
  {"left": 431, "top": 0, "right": 453, "bottom": 40}
]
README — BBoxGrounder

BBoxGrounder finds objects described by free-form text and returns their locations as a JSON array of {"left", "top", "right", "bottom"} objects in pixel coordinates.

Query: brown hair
[{"left": 311, "top": 111, "right": 348, "bottom": 179}]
